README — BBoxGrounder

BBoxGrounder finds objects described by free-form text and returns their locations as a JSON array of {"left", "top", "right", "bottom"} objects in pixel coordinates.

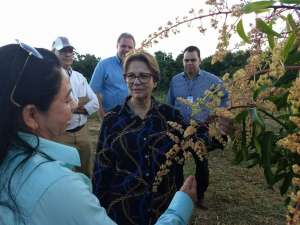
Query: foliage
[
  {"left": 73, "top": 53, "right": 100, "bottom": 81},
  {"left": 142, "top": 0, "right": 300, "bottom": 224},
  {"left": 154, "top": 51, "right": 182, "bottom": 91}
]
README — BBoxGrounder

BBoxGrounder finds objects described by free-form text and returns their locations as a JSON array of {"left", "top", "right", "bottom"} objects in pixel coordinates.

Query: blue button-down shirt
[
  {"left": 89, "top": 56, "right": 129, "bottom": 112},
  {"left": 0, "top": 132, "right": 193, "bottom": 225},
  {"left": 167, "top": 70, "right": 228, "bottom": 124}
]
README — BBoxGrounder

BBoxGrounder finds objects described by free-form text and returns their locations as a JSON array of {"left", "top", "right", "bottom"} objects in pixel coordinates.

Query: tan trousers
[{"left": 55, "top": 124, "right": 94, "bottom": 178}]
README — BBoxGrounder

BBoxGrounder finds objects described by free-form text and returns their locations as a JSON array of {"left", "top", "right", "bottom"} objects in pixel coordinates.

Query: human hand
[{"left": 179, "top": 176, "right": 197, "bottom": 203}]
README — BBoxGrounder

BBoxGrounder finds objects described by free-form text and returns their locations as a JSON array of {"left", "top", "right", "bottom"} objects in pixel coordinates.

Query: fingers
[{"left": 180, "top": 176, "right": 197, "bottom": 203}]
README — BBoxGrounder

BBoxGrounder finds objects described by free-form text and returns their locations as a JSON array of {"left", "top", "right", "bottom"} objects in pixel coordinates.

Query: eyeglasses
[
  {"left": 10, "top": 40, "right": 44, "bottom": 107},
  {"left": 124, "top": 72, "right": 153, "bottom": 83},
  {"left": 58, "top": 47, "right": 74, "bottom": 55}
]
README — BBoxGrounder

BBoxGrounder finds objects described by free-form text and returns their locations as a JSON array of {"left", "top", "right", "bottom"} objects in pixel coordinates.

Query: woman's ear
[
  {"left": 22, "top": 105, "right": 40, "bottom": 131},
  {"left": 153, "top": 82, "right": 157, "bottom": 88}
]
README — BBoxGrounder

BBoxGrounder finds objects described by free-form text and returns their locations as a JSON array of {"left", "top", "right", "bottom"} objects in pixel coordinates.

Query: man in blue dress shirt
[
  {"left": 89, "top": 33, "right": 135, "bottom": 118},
  {"left": 167, "top": 46, "right": 228, "bottom": 210}
]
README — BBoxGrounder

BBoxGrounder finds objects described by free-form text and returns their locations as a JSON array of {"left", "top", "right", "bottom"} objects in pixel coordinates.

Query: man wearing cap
[
  {"left": 52, "top": 36, "right": 99, "bottom": 178},
  {"left": 89, "top": 33, "right": 135, "bottom": 117}
]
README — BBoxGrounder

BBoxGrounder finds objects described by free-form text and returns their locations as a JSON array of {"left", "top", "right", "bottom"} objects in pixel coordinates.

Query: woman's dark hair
[{"left": 0, "top": 44, "right": 62, "bottom": 216}]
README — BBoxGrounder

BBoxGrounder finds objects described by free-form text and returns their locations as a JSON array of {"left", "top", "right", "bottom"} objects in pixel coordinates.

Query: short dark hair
[
  {"left": 117, "top": 33, "right": 136, "bottom": 47},
  {"left": 123, "top": 50, "right": 160, "bottom": 82},
  {"left": 183, "top": 46, "right": 201, "bottom": 59}
]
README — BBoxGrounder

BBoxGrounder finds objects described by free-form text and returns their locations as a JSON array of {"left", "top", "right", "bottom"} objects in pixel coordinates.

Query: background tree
[{"left": 73, "top": 53, "right": 100, "bottom": 81}]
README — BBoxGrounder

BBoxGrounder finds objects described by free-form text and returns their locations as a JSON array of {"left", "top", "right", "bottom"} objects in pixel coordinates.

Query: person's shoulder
[
  {"left": 171, "top": 72, "right": 184, "bottom": 82},
  {"left": 99, "top": 56, "right": 117, "bottom": 65},
  {"left": 201, "top": 70, "right": 222, "bottom": 83},
  {"left": 72, "top": 70, "right": 87, "bottom": 81},
  {"left": 9, "top": 154, "right": 84, "bottom": 215}
]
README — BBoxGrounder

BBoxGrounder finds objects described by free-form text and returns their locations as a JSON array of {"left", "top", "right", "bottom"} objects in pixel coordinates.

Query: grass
[{"left": 185, "top": 149, "right": 286, "bottom": 225}]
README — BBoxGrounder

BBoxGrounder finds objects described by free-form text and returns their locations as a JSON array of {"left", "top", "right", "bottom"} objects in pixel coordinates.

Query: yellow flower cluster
[
  {"left": 226, "top": 69, "right": 254, "bottom": 108},
  {"left": 288, "top": 75, "right": 300, "bottom": 114},
  {"left": 215, "top": 108, "right": 234, "bottom": 119},
  {"left": 177, "top": 84, "right": 225, "bottom": 117},
  {"left": 256, "top": 73, "right": 272, "bottom": 88},
  {"left": 287, "top": 190, "right": 300, "bottom": 225},
  {"left": 212, "top": 24, "right": 230, "bottom": 64},
  {"left": 245, "top": 54, "right": 261, "bottom": 78},
  {"left": 231, "top": 4, "right": 243, "bottom": 17},
  {"left": 291, "top": 117, "right": 300, "bottom": 129},
  {"left": 208, "top": 122, "right": 227, "bottom": 146},
  {"left": 269, "top": 43, "right": 285, "bottom": 79},
  {"left": 152, "top": 120, "right": 207, "bottom": 192},
  {"left": 278, "top": 133, "right": 300, "bottom": 154},
  {"left": 277, "top": 74, "right": 300, "bottom": 225}
]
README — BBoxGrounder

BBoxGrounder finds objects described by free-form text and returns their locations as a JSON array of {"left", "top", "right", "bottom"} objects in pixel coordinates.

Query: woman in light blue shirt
[{"left": 0, "top": 43, "right": 196, "bottom": 225}]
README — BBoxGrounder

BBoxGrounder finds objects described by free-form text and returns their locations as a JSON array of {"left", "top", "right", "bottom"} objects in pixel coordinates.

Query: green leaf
[
  {"left": 243, "top": 1, "right": 275, "bottom": 14},
  {"left": 243, "top": 158, "right": 260, "bottom": 168},
  {"left": 251, "top": 108, "right": 266, "bottom": 130},
  {"left": 279, "top": 0, "right": 300, "bottom": 4},
  {"left": 266, "top": 92, "right": 289, "bottom": 110},
  {"left": 280, "top": 173, "right": 293, "bottom": 195},
  {"left": 267, "top": 34, "right": 275, "bottom": 49},
  {"left": 254, "top": 137, "right": 262, "bottom": 158},
  {"left": 235, "top": 110, "right": 249, "bottom": 122},
  {"left": 286, "top": 50, "right": 300, "bottom": 64},
  {"left": 236, "top": 19, "right": 251, "bottom": 44},
  {"left": 274, "top": 71, "right": 298, "bottom": 87},
  {"left": 256, "top": 18, "right": 281, "bottom": 37},
  {"left": 253, "top": 85, "right": 268, "bottom": 100},
  {"left": 259, "top": 132, "right": 275, "bottom": 185},
  {"left": 282, "top": 33, "right": 297, "bottom": 61},
  {"left": 287, "top": 14, "right": 298, "bottom": 32}
]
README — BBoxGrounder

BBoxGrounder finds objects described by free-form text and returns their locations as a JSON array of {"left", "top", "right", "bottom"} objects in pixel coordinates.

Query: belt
[{"left": 66, "top": 124, "right": 85, "bottom": 133}]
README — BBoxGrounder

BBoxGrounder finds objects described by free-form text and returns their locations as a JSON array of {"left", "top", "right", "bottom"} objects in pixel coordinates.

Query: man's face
[
  {"left": 117, "top": 37, "right": 135, "bottom": 60},
  {"left": 183, "top": 51, "right": 201, "bottom": 77},
  {"left": 55, "top": 47, "right": 74, "bottom": 69}
]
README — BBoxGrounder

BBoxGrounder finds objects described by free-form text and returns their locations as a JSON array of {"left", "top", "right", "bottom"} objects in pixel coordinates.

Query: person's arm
[
  {"left": 90, "top": 62, "right": 106, "bottom": 117},
  {"left": 166, "top": 79, "right": 175, "bottom": 106},
  {"left": 155, "top": 176, "right": 196, "bottom": 225},
  {"left": 82, "top": 77, "right": 100, "bottom": 115}
]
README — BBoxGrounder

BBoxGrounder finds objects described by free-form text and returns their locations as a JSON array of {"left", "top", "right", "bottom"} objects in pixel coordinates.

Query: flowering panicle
[{"left": 152, "top": 120, "right": 206, "bottom": 192}]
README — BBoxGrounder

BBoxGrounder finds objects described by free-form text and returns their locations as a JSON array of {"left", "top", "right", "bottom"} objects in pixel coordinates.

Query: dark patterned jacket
[{"left": 93, "top": 96, "right": 184, "bottom": 225}]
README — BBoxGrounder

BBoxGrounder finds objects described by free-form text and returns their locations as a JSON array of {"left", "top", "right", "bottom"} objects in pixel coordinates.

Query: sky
[{"left": 1, "top": 0, "right": 244, "bottom": 59}]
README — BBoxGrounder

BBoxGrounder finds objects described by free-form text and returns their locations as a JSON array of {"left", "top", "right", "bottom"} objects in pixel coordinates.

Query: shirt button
[
  {"left": 145, "top": 155, "right": 149, "bottom": 159},
  {"left": 143, "top": 137, "right": 147, "bottom": 141},
  {"left": 145, "top": 172, "right": 150, "bottom": 177}
]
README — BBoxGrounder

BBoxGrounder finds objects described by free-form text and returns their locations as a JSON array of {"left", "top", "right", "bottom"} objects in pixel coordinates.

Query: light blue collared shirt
[
  {"left": 167, "top": 70, "right": 228, "bottom": 124},
  {"left": 89, "top": 56, "right": 128, "bottom": 112},
  {"left": 0, "top": 132, "right": 193, "bottom": 225}
]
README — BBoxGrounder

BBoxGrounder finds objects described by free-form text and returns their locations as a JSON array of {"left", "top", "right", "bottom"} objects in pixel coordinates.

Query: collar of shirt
[
  {"left": 182, "top": 70, "right": 202, "bottom": 80},
  {"left": 16, "top": 132, "right": 81, "bottom": 167},
  {"left": 117, "top": 96, "right": 159, "bottom": 118},
  {"left": 66, "top": 67, "right": 73, "bottom": 76},
  {"left": 115, "top": 55, "right": 123, "bottom": 65}
]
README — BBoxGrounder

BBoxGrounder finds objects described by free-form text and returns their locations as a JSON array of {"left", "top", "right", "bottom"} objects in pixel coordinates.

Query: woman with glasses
[
  {"left": 93, "top": 50, "right": 192, "bottom": 225},
  {"left": 0, "top": 44, "right": 196, "bottom": 225}
]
